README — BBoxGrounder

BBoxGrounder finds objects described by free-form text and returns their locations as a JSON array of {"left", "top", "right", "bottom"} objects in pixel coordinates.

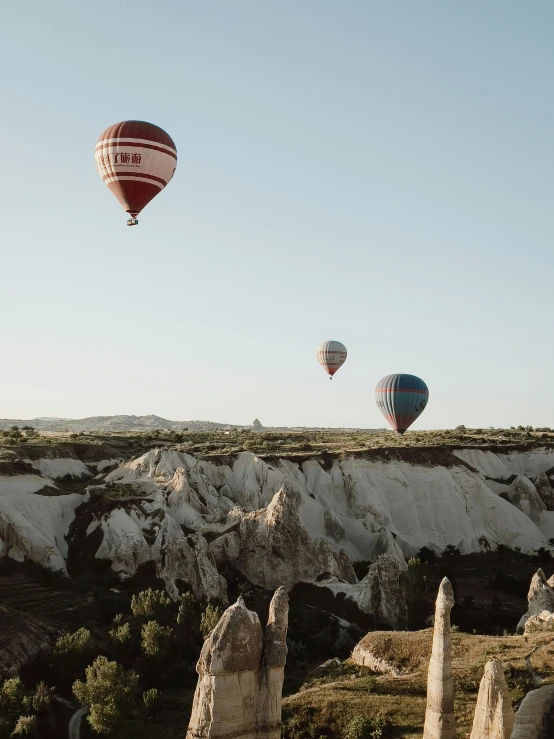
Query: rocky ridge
[{"left": 2, "top": 445, "right": 554, "bottom": 626}]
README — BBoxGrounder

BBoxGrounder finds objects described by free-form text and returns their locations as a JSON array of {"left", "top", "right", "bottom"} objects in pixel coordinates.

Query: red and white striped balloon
[
  {"left": 316, "top": 340, "right": 347, "bottom": 379},
  {"left": 95, "top": 120, "right": 177, "bottom": 224}
]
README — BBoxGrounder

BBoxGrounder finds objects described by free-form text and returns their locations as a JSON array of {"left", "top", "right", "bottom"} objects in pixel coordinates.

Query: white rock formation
[
  {"left": 82, "top": 501, "right": 228, "bottom": 602},
  {"left": 0, "top": 493, "right": 82, "bottom": 571},
  {"left": 422, "top": 577, "right": 456, "bottom": 739},
  {"left": 320, "top": 554, "right": 408, "bottom": 629},
  {"left": 4, "top": 446, "right": 554, "bottom": 612},
  {"left": 0, "top": 475, "right": 57, "bottom": 496},
  {"left": 256, "top": 588, "right": 289, "bottom": 738},
  {"left": 351, "top": 642, "right": 403, "bottom": 676},
  {"left": 28, "top": 457, "right": 91, "bottom": 479},
  {"left": 469, "top": 658, "right": 515, "bottom": 739},
  {"left": 106, "top": 447, "right": 554, "bottom": 558},
  {"left": 517, "top": 570, "right": 554, "bottom": 634},
  {"left": 186, "top": 588, "right": 288, "bottom": 739},
  {"left": 509, "top": 685, "right": 554, "bottom": 739},
  {"left": 534, "top": 472, "right": 554, "bottom": 510},
  {"left": 232, "top": 485, "right": 356, "bottom": 589}
]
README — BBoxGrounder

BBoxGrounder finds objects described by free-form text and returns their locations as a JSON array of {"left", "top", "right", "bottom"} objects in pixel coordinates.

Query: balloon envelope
[
  {"left": 375, "top": 373, "right": 429, "bottom": 433},
  {"left": 95, "top": 120, "right": 177, "bottom": 220},
  {"left": 316, "top": 341, "right": 347, "bottom": 378}
]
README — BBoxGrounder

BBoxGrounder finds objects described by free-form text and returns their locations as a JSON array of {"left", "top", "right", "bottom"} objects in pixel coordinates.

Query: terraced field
[{"left": 0, "top": 567, "right": 85, "bottom": 627}]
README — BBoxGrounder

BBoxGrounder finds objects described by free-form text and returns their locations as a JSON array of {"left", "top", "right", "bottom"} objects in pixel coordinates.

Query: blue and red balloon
[{"left": 375, "top": 374, "right": 429, "bottom": 433}]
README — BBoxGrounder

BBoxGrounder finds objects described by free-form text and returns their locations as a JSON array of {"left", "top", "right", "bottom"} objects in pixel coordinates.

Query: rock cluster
[
  {"left": 517, "top": 569, "right": 554, "bottom": 633},
  {"left": 509, "top": 685, "right": 554, "bottom": 739},
  {"left": 419, "top": 575, "right": 552, "bottom": 739},
  {"left": 186, "top": 587, "right": 288, "bottom": 739}
]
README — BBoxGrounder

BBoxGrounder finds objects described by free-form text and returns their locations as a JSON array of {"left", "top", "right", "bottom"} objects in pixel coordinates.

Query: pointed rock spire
[
  {"left": 186, "top": 589, "right": 289, "bottom": 739},
  {"left": 422, "top": 577, "right": 456, "bottom": 739},
  {"left": 469, "top": 658, "right": 515, "bottom": 739}
]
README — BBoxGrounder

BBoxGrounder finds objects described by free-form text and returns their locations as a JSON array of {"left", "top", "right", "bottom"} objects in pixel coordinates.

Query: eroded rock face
[
  {"left": 321, "top": 554, "right": 408, "bottom": 629},
  {"left": 509, "top": 685, "right": 554, "bottom": 739},
  {"left": 534, "top": 473, "right": 554, "bottom": 511},
  {"left": 234, "top": 485, "right": 356, "bottom": 590},
  {"left": 505, "top": 476, "right": 546, "bottom": 523},
  {"left": 422, "top": 577, "right": 456, "bottom": 739},
  {"left": 517, "top": 570, "right": 554, "bottom": 634},
  {"left": 70, "top": 500, "right": 228, "bottom": 604},
  {"left": 186, "top": 588, "right": 289, "bottom": 739},
  {"left": 469, "top": 658, "right": 515, "bottom": 739}
]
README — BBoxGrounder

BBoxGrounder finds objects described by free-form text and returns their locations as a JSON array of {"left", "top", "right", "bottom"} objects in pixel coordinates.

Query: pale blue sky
[{"left": 0, "top": 1, "right": 553, "bottom": 428}]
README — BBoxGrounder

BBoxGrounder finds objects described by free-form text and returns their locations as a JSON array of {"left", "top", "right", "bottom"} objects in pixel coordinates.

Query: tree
[
  {"left": 402, "top": 558, "right": 429, "bottom": 629},
  {"left": 141, "top": 621, "right": 173, "bottom": 659},
  {"left": 0, "top": 678, "right": 25, "bottom": 738},
  {"left": 10, "top": 715, "right": 36, "bottom": 736},
  {"left": 55, "top": 627, "right": 92, "bottom": 681},
  {"left": 73, "top": 656, "right": 139, "bottom": 735},
  {"left": 109, "top": 622, "right": 131, "bottom": 645},
  {"left": 200, "top": 604, "right": 223, "bottom": 640},
  {"left": 31, "top": 681, "right": 54, "bottom": 715},
  {"left": 175, "top": 592, "right": 201, "bottom": 658},
  {"left": 55, "top": 627, "right": 92, "bottom": 655},
  {"left": 143, "top": 688, "right": 162, "bottom": 724},
  {"left": 131, "top": 589, "right": 171, "bottom": 621}
]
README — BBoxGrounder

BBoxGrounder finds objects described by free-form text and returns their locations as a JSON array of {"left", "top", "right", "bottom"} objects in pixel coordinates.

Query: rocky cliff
[{"left": 2, "top": 445, "right": 554, "bottom": 621}]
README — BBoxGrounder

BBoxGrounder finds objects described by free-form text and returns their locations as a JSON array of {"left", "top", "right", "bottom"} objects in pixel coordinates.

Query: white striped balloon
[
  {"left": 316, "top": 340, "right": 347, "bottom": 379},
  {"left": 95, "top": 120, "right": 177, "bottom": 224}
]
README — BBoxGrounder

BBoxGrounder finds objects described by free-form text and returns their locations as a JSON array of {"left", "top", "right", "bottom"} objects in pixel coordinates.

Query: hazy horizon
[{"left": 2, "top": 1, "right": 553, "bottom": 429}]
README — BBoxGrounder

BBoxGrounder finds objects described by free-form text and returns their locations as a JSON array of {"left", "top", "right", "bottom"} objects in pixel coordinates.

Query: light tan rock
[
  {"left": 256, "top": 587, "right": 289, "bottom": 738},
  {"left": 186, "top": 588, "right": 289, "bottom": 739},
  {"left": 469, "top": 658, "right": 515, "bottom": 739},
  {"left": 518, "top": 570, "right": 554, "bottom": 634},
  {"left": 510, "top": 685, "right": 554, "bottom": 739},
  {"left": 234, "top": 485, "right": 356, "bottom": 589},
  {"left": 422, "top": 577, "right": 456, "bottom": 739},
  {"left": 350, "top": 645, "right": 402, "bottom": 676}
]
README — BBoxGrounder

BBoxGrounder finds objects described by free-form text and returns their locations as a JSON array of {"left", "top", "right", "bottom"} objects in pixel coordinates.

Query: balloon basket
[{"left": 126, "top": 218, "right": 139, "bottom": 227}]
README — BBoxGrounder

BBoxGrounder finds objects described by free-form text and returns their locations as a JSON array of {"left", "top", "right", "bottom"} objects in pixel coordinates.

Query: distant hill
[{"left": 0, "top": 414, "right": 385, "bottom": 433}]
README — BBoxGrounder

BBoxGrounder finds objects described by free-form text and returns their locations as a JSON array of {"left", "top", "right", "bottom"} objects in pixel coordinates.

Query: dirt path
[{"left": 68, "top": 706, "right": 87, "bottom": 739}]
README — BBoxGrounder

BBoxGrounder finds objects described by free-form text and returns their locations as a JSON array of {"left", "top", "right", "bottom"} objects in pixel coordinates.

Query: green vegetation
[
  {"left": 73, "top": 657, "right": 139, "bottom": 735},
  {"left": 282, "top": 630, "right": 554, "bottom": 739},
  {"left": 1, "top": 425, "right": 554, "bottom": 464},
  {"left": 2, "top": 427, "right": 553, "bottom": 735},
  {"left": 200, "top": 604, "right": 223, "bottom": 640},
  {"left": 5, "top": 585, "right": 222, "bottom": 736},
  {"left": 0, "top": 678, "right": 55, "bottom": 739}
]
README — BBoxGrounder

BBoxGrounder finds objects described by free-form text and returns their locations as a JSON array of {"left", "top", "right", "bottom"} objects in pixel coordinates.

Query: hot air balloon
[
  {"left": 95, "top": 120, "right": 177, "bottom": 226},
  {"left": 375, "top": 374, "right": 429, "bottom": 433},
  {"left": 316, "top": 341, "right": 347, "bottom": 379}
]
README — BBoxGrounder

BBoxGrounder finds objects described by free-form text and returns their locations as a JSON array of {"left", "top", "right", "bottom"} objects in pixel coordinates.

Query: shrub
[
  {"left": 55, "top": 627, "right": 92, "bottom": 655},
  {"left": 416, "top": 546, "right": 436, "bottom": 564},
  {"left": 109, "top": 622, "right": 131, "bottom": 644},
  {"left": 200, "top": 604, "right": 223, "bottom": 640},
  {"left": 10, "top": 715, "right": 37, "bottom": 736},
  {"left": 344, "top": 713, "right": 393, "bottom": 739},
  {"left": 0, "top": 678, "right": 25, "bottom": 736},
  {"left": 143, "top": 688, "right": 162, "bottom": 722},
  {"left": 131, "top": 589, "right": 172, "bottom": 620}
]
